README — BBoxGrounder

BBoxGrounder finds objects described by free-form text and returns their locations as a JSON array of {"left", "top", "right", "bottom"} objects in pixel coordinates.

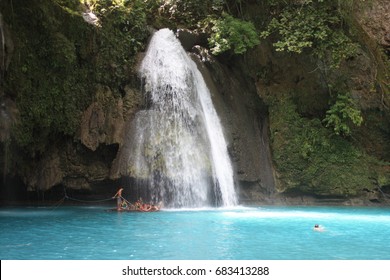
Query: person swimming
[{"left": 313, "top": 224, "right": 325, "bottom": 232}]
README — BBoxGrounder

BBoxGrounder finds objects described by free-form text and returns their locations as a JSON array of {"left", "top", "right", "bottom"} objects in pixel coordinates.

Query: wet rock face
[
  {"left": 80, "top": 86, "right": 124, "bottom": 151},
  {"left": 80, "top": 85, "right": 143, "bottom": 151},
  {"left": 0, "top": 13, "right": 16, "bottom": 143},
  {"left": 356, "top": 0, "right": 390, "bottom": 51},
  {"left": 0, "top": 98, "right": 17, "bottom": 142},
  {"left": 25, "top": 148, "right": 63, "bottom": 192},
  {"left": 0, "top": 12, "right": 14, "bottom": 77},
  {"left": 176, "top": 29, "right": 208, "bottom": 51}
]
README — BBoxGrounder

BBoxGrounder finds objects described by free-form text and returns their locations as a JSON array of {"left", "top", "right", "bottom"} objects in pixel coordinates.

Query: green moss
[
  {"left": 0, "top": 1, "right": 88, "bottom": 152},
  {"left": 270, "top": 96, "right": 379, "bottom": 197},
  {"left": 1, "top": 0, "right": 149, "bottom": 155}
]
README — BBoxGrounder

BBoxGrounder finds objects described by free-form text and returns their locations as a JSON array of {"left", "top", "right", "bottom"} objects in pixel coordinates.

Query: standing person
[{"left": 113, "top": 187, "right": 124, "bottom": 210}]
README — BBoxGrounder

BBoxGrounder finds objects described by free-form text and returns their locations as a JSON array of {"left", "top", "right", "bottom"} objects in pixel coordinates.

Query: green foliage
[
  {"left": 260, "top": 1, "right": 358, "bottom": 68},
  {"left": 92, "top": 0, "right": 149, "bottom": 88},
  {"left": 147, "top": 0, "right": 224, "bottom": 28},
  {"left": 323, "top": 93, "right": 363, "bottom": 136},
  {"left": 207, "top": 13, "right": 260, "bottom": 55},
  {"left": 313, "top": 29, "right": 359, "bottom": 68},
  {"left": 260, "top": 6, "right": 333, "bottom": 53}
]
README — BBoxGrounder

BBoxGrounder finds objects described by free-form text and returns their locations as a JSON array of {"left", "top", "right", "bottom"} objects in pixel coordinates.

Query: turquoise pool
[{"left": 1, "top": 206, "right": 389, "bottom": 260}]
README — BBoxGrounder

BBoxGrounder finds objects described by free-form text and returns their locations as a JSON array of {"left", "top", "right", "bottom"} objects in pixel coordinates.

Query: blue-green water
[{"left": 1, "top": 206, "right": 389, "bottom": 260}]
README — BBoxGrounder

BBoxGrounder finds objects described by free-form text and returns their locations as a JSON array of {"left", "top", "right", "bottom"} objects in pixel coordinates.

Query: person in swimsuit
[{"left": 113, "top": 187, "right": 124, "bottom": 210}]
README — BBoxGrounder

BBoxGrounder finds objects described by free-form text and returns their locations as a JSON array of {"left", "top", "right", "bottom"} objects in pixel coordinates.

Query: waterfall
[{"left": 127, "top": 28, "right": 237, "bottom": 208}]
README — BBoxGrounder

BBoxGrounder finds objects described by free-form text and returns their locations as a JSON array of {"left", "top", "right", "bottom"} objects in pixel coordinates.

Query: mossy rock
[{"left": 270, "top": 96, "right": 381, "bottom": 197}]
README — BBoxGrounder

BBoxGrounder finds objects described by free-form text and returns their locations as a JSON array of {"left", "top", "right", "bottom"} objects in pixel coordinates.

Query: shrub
[
  {"left": 207, "top": 13, "right": 260, "bottom": 55},
  {"left": 323, "top": 93, "right": 363, "bottom": 136}
]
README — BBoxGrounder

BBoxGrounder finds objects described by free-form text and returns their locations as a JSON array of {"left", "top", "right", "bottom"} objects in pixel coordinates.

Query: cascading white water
[{"left": 129, "top": 28, "right": 237, "bottom": 207}]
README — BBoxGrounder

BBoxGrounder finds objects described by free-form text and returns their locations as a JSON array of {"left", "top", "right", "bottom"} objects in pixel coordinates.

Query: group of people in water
[{"left": 113, "top": 187, "right": 161, "bottom": 212}]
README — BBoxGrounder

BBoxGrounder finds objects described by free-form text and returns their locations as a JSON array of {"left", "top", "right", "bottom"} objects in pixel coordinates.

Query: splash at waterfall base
[{"left": 113, "top": 28, "right": 240, "bottom": 208}]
